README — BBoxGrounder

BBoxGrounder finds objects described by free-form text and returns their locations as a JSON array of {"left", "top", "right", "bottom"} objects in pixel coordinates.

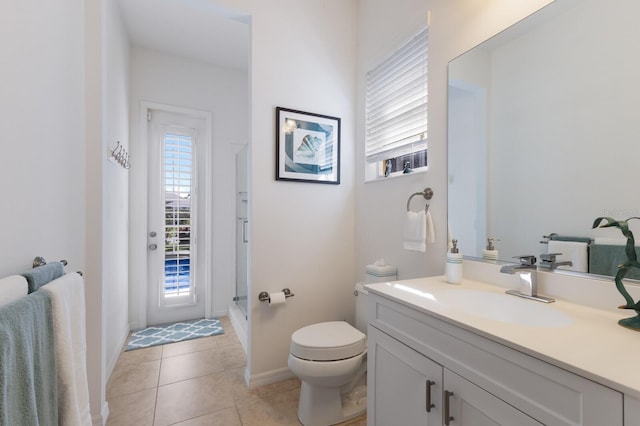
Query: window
[
  {"left": 365, "top": 27, "right": 428, "bottom": 180},
  {"left": 163, "top": 132, "right": 193, "bottom": 298}
]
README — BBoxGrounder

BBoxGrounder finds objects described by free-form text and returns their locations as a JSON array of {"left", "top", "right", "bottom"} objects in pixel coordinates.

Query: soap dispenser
[
  {"left": 482, "top": 237, "right": 498, "bottom": 261},
  {"left": 446, "top": 239, "right": 463, "bottom": 284}
]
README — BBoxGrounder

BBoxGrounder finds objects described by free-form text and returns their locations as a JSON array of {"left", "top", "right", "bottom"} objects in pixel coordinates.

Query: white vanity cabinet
[
  {"left": 368, "top": 326, "right": 541, "bottom": 426},
  {"left": 368, "top": 326, "right": 443, "bottom": 425},
  {"left": 367, "top": 291, "right": 623, "bottom": 426}
]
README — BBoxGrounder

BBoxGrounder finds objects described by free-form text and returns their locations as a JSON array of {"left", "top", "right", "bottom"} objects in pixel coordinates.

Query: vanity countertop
[{"left": 366, "top": 276, "right": 640, "bottom": 399}]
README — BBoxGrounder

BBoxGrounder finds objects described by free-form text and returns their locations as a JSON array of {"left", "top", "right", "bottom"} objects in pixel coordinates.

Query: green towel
[
  {"left": 589, "top": 244, "right": 640, "bottom": 280},
  {"left": 0, "top": 291, "right": 58, "bottom": 426},
  {"left": 22, "top": 263, "right": 64, "bottom": 294}
]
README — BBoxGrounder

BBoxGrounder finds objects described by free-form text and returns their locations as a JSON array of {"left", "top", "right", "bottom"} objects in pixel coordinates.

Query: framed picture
[{"left": 275, "top": 107, "right": 340, "bottom": 184}]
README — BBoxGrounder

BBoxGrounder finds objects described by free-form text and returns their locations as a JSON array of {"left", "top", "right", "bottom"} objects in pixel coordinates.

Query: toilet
[{"left": 288, "top": 282, "right": 373, "bottom": 426}]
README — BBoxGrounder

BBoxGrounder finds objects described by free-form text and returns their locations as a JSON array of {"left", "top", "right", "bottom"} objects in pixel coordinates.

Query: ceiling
[{"left": 116, "top": 0, "right": 250, "bottom": 71}]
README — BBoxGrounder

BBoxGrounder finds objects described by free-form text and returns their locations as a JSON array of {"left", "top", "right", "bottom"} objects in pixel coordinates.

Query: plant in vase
[{"left": 592, "top": 216, "right": 640, "bottom": 330}]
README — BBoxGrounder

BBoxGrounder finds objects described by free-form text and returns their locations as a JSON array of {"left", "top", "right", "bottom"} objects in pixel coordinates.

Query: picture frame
[{"left": 275, "top": 107, "right": 341, "bottom": 184}]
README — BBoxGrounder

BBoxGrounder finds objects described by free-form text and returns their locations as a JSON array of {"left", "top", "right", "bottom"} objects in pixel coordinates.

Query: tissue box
[{"left": 365, "top": 264, "right": 397, "bottom": 283}]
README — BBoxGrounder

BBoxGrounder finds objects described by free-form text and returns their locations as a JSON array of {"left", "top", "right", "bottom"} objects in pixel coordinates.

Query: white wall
[
  {"left": 0, "top": 0, "right": 85, "bottom": 276},
  {"left": 355, "top": 0, "right": 553, "bottom": 282},
  {"left": 128, "top": 46, "right": 249, "bottom": 327},
  {"left": 105, "top": 0, "right": 131, "bottom": 378},
  {"left": 0, "top": 0, "right": 112, "bottom": 422},
  {"left": 208, "top": 0, "right": 358, "bottom": 383},
  {"left": 248, "top": 0, "right": 358, "bottom": 381}
]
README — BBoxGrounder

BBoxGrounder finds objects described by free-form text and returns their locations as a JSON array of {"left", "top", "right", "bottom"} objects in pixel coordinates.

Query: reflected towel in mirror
[{"left": 547, "top": 241, "right": 588, "bottom": 272}]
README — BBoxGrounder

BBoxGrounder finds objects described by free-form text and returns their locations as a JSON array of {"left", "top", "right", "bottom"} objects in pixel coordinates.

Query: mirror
[{"left": 448, "top": 0, "right": 640, "bottom": 278}]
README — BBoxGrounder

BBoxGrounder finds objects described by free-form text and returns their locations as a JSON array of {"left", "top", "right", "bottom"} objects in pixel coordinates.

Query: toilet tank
[{"left": 354, "top": 283, "right": 369, "bottom": 334}]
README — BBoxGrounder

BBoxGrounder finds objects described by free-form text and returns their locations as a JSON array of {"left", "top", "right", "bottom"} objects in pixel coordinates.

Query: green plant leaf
[{"left": 593, "top": 216, "right": 640, "bottom": 310}]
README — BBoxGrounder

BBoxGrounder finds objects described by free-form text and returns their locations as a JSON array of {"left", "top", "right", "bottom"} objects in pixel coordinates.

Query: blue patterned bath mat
[{"left": 125, "top": 318, "right": 224, "bottom": 351}]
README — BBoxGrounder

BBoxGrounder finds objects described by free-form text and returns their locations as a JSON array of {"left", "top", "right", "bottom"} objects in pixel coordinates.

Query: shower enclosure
[{"left": 234, "top": 145, "right": 249, "bottom": 319}]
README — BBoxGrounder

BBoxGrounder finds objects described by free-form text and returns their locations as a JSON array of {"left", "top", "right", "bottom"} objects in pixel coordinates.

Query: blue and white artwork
[{"left": 276, "top": 107, "right": 340, "bottom": 184}]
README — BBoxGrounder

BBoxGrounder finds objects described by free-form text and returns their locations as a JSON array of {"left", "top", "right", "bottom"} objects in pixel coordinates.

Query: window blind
[{"left": 365, "top": 27, "right": 428, "bottom": 163}]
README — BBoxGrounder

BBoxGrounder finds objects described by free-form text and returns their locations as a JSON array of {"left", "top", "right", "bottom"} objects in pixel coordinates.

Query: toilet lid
[{"left": 290, "top": 321, "right": 366, "bottom": 361}]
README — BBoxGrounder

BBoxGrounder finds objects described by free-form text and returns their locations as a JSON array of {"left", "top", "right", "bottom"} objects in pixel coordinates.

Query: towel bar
[
  {"left": 32, "top": 257, "right": 82, "bottom": 276},
  {"left": 33, "top": 257, "right": 67, "bottom": 268},
  {"left": 407, "top": 187, "right": 434, "bottom": 212}
]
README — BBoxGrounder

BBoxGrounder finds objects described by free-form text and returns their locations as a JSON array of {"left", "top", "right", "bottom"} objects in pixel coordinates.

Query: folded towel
[
  {"left": 22, "top": 262, "right": 64, "bottom": 293},
  {"left": 404, "top": 210, "right": 426, "bottom": 252},
  {"left": 41, "top": 273, "right": 91, "bottom": 426},
  {"left": 548, "top": 240, "right": 588, "bottom": 272},
  {"left": 425, "top": 211, "right": 435, "bottom": 244},
  {"left": 0, "top": 275, "right": 28, "bottom": 307},
  {"left": 589, "top": 244, "right": 640, "bottom": 279},
  {"left": 0, "top": 291, "right": 58, "bottom": 426}
]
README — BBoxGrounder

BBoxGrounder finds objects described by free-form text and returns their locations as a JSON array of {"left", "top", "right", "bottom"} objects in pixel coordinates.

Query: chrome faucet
[
  {"left": 500, "top": 255, "right": 555, "bottom": 303},
  {"left": 538, "top": 252, "right": 573, "bottom": 270}
]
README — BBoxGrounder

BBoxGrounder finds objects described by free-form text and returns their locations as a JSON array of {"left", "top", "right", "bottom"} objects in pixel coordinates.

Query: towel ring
[{"left": 407, "top": 187, "right": 433, "bottom": 212}]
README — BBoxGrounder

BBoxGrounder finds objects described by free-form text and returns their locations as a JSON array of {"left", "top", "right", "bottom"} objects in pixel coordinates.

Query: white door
[{"left": 147, "top": 109, "right": 207, "bottom": 325}]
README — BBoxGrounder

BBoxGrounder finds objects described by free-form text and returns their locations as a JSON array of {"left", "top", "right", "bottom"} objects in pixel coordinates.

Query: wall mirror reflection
[{"left": 448, "top": 0, "right": 640, "bottom": 279}]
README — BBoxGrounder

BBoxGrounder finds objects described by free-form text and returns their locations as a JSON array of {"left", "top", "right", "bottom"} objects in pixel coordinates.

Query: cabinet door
[
  {"left": 443, "top": 369, "right": 542, "bottom": 426},
  {"left": 368, "top": 326, "right": 442, "bottom": 426}
]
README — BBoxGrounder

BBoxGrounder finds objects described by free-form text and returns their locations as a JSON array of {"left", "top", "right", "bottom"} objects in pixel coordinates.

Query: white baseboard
[
  {"left": 92, "top": 401, "right": 109, "bottom": 425},
  {"left": 107, "top": 322, "right": 130, "bottom": 380},
  {"left": 249, "top": 367, "right": 296, "bottom": 389},
  {"left": 227, "top": 304, "right": 248, "bottom": 354}
]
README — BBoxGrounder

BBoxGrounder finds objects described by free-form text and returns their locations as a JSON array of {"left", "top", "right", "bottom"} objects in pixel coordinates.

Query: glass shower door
[{"left": 235, "top": 146, "right": 249, "bottom": 318}]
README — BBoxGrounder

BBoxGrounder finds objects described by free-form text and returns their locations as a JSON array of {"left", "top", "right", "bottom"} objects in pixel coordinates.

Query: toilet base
[{"left": 297, "top": 382, "right": 367, "bottom": 426}]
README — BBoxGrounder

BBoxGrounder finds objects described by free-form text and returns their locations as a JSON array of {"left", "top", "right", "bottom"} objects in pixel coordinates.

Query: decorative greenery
[{"left": 593, "top": 217, "right": 640, "bottom": 329}]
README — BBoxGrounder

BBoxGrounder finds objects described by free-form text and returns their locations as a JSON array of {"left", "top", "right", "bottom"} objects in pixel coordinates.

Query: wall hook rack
[{"left": 108, "top": 141, "right": 131, "bottom": 169}]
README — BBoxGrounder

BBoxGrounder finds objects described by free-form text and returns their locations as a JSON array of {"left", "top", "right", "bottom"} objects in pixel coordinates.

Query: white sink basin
[{"left": 436, "top": 288, "right": 572, "bottom": 327}]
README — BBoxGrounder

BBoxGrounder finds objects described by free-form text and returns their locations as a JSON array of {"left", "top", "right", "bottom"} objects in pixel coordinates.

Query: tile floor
[{"left": 106, "top": 317, "right": 367, "bottom": 426}]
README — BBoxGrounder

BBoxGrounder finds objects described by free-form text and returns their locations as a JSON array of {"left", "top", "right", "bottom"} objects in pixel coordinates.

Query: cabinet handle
[
  {"left": 425, "top": 380, "right": 435, "bottom": 412},
  {"left": 444, "top": 390, "right": 455, "bottom": 425}
]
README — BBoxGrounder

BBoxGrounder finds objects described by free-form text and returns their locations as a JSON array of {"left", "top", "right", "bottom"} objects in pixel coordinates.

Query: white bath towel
[
  {"left": 548, "top": 240, "right": 589, "bottom": 272},
  {"left": 404, "top": 210, "right": 426, "bottom": 252},
  {"left": 425, "top": 211, "right": 435, "bottom": 244},
  {"left": 41, "top": 273, "right": 91, "bottom": 426},
  {"left": 0, "top": 275, "right": 28, "bottom": 307}
]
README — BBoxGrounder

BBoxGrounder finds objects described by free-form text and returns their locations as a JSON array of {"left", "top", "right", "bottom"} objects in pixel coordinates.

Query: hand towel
[
  {"left": 22, "top": 262, "right": 64, "bottom": 293},
  {"left": 589, "top": 244, "right": 640, "bottom": 279},
  {"left": 0, "top": 275, "right": 28, "bottom": 307},
  {"left": 548, "top": 240, "right": 588, "bottom": 272},
  {"left": 0, "top": 291, "right": 57, "bottom": 426},
  {"left": 41, "top": 273, "right": 91, "bottom": 426},
  {"left": 404, "top": 210, "right": 426, "bottom": 252},
  {"left": 425, "top": 211, "right": 435, "bottom": 244}
]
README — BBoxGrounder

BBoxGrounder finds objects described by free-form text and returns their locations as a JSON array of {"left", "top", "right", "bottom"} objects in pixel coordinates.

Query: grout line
[{"left": 151, "top": 345, "right": 165, "bottom": 426}]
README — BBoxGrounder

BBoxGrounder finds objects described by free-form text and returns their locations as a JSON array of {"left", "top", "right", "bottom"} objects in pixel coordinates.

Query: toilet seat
[{"left": 290, "top": 321, "right": 366, "bottom": 361}]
